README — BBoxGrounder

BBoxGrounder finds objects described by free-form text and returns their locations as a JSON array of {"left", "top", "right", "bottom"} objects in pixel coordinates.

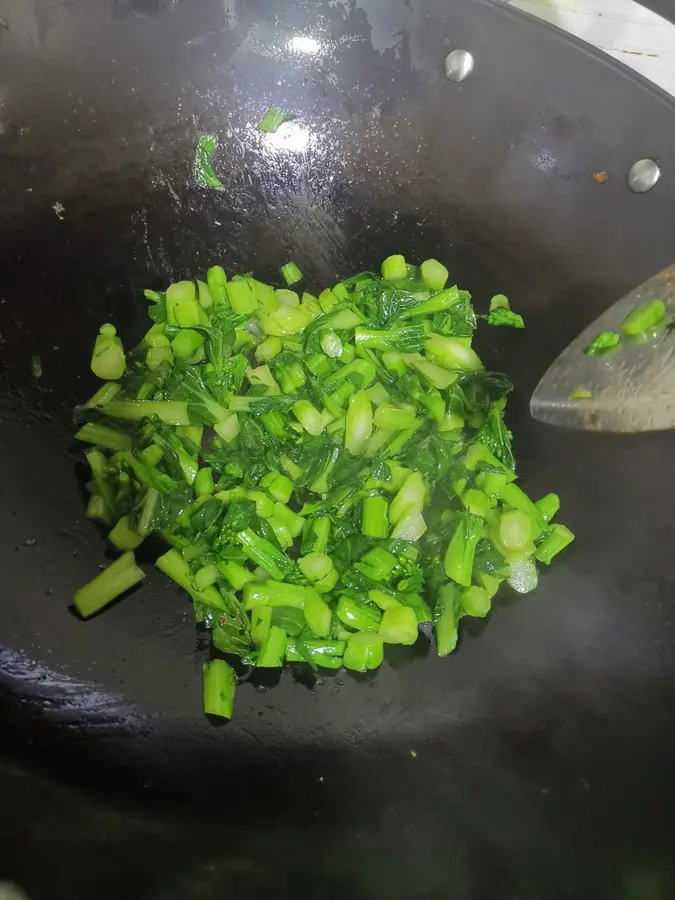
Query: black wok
[{"left": 2, "top": 0, "right": 675, "bottom": 897}]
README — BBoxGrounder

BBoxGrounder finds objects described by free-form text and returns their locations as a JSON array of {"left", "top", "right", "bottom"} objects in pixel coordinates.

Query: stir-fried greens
[{"left": 73, "top": 255, "right": 574, "bottom": 719}]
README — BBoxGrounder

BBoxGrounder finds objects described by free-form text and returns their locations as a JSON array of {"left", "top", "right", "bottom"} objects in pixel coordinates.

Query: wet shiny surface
[{"left": 2, "top": 0, "right": 675, "bottom": 897}]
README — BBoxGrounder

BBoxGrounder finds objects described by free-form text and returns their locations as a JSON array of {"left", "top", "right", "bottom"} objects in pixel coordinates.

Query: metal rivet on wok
[
  {"left": 445, "top": 49, "right": 474, "bottom": 83},
  {"left": 627, "top": 158, "right": 661, "bottom": 193}
]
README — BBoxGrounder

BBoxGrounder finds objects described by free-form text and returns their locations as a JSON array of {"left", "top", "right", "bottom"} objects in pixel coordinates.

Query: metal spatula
[{"left": 530, "top": 265, "right": 675, "bottom": 432}]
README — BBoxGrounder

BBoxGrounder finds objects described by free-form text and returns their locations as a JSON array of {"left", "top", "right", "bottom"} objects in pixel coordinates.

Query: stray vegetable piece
[
  {"left": 379, "top": 606, "right": 418, "bottom": 645},
  {"left": 585, "top": 330, "right": 620, "bottom": 356},
  {"left": 381, "top": 254, "right": 407, "bottom": 281},
  {"left": 620, "top": 299, "right": 666, "bottom": 336},
  {"left": 31, "top": 355, "right": 43, "bottom": 378},
  {"left": 203, "top": 659, "right": 237, "bottom": 718},
  {"left": 488, "top": 308, "right": 525, "bottom": 328},
  {"left": 420, "top": 258, "right": 449, "bottom": 292},
  {"left": 71, "top": 255, "right": 573, "bottom": 721},
  {"left": 489, "top": 294, "right": 510, "bottom": 312},
  {"left": 74, "top": 552, "right": 145, "bottom": 619},
  {"left": 194, "top": 134, "right": 224, "bottom": 190},
  {"left": 257, "top": 108, "right": 296, "bottom": 133},
  {"left": 570, "top": 387, "right": 593, "bottom": 400},
  {"left": 91, "top": 324, "right": 126, "bottom": 380},
  {"left": 281, "top": 261, "right": 303, "bottom": 286},
  {"left": 344, "top": 632, "right": 384, "bottom": 671}
]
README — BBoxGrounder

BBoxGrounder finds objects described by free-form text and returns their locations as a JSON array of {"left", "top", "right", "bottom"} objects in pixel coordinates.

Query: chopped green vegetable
[
  {"left": 570, "top": 387, "right": 593, "bottom": 400},
  {"left": 343, "top": 632, "right": 384, "bottom": 671},
  {"left": 535, "top": 524, "right": 575, "bottom": 564},
  {"left": 91, "top": 324, "right": 126, "bottom": 380},
  {"left": 489, "top": 294, "right": 510, "bottom": 312},
  {"left": 194, "top": 134, "right": 224, "bottom": 190},
  {"left": 585, "top": 330, "right": 621, "bottom": 356},
  {"left": 74, "top": 551, "right": 145, "bottom": 619},
  {"left": 31, "top": 355, "right": 43, "bottom": 378},
  {"left": 281, "top": 261, "right": 303, "bottom": 286},
  {"left": 109, "top": 515, "right": 144, "bottom": 551},
  {"left": 379, "top": 605, "right": 418, "bottom": 645},
  {"left": 71, "top": 255, "right": 573, "bottom": 719},
  {"left": 488, "top": 308, "right": 525, "bottom": 329},
  {"left": 420, "top": 259, "right": 449, "bottom": 292},
  {"left": 620, "top": 299, "right": 666, "bottom": 336},
  {"left": 203, "top": 659, "right": 237, "bottom": 718},
  {"left": 257, "top": 109, "right": 296, "bottom": 133}
]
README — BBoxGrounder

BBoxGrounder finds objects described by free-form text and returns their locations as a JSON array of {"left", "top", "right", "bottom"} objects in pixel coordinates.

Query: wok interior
[{"left": 2, "top": 0, "right": 675, "bottom": 896}]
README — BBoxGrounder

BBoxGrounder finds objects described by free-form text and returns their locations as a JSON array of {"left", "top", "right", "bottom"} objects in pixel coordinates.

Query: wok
[{"left": 2, "top": 0, "right": 675, "bottom": 897}]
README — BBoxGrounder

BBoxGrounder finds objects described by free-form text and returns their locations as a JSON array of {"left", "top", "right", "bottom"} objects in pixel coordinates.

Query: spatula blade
[{"left": 530, "top": 265, "right": 675, "bottom": 432}]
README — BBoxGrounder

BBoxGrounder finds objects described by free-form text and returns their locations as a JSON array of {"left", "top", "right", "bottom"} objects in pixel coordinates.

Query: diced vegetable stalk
[
  {"left": 155, "top": 548, "right": 226, "bottom": 610},
  {"left": 293, "top": 400, "right": 324, "bottom": 436},
  {"left": 462, "top": 586, "right": 491, "bottom": 618},
  {"left": 166, "top": 281, "right": 205, "bottom": 327},
  {"left": 536, "top": 493, "right": 560, "bottom": 523},
  {"left": 298, "top": 552, "right": 334, "bottom": 582},
  {"left": 420, "top": 258, "right": 449, "bottom": 292},
  {"left": 373, "top": 402, "right": 418, "bottom": 431},
  {"left": 303, "top": 588, "right": 332, "bottom": 637},
  {"left": 321, "top": 331, "right": 343, "bottom": 358},
  {"left": 499, "top": 483, "right": 547, "bottom": 538},
  {"left": 84, "top": 381, "right": 122, "bottom": 409},
  {"left": 91, "top": 324, "right": 126, "bottom": 380},
  {"left": 242, "top": 580, "right": 306, "bottom": 610},
  {"left": 425, "top": 334, "right": 483, "bottom": 372},
  {"left": 207, "top": 265, "right": 228, "bottom": 305},
  {"left": 172, "top": 329, "right": 203, "bottom": 359},
  {"left": 381, "top": 254, "right": 407, "bottom": 281},
  {"left": 194, "top": 467, "right": 215, "bottom": 496},
  {"left": 336, "top": 596, "right": 382, "bottom": 631},
  {"left": 498, "top": 510, "right": 533, "bottom": 553},
  {"left": 535, "top": 524, "right": 575, "bottom": 564},
  {"left": 281, "top": 261, "right": 303, "bottom": 286},
  {"left": 74, "top": 551, "right": 145, "bottom": 618},
  {"left": 251, "top": 606, "right": 272, "bottom": 646},
  {"left": 102, "top": 399, "right": 190, "bottom": 426},
  {"left": 362, "top": 495, "right": 389, "bottom": 538},
  {"left": 433, "top": 583, "right": 461, "bottom": 657},
  {"left": 444, "top": 512, "right": 483, "bottom": 587},
  {"left": 218, "top": 561, "right": 255, "bottom": 591},
  {"left": 203, "top": 659, "right": 237, "bottom": 718},
  {"left": 75, "top": 423, "right": 131, "bottom": 452},
  {"left": 71, "top": 255, "right": 574, "bottom": 721},
  {"left": 390, "top": 472, "right": 426, "bottom": 524},
  {"left": 391, "top": 508, "right": 427, "bottom": 541},
  {"left": 226, "top": 279, "right": 256, "bottom": 315},
  {"left": 109, "top": 515, "right": 144, "bottom": 550},
  {"left": 343, "top": 632, "right": 384, "bottom": 671},
  {"left": 621, "top": 299, "right": 666, "bottom": 336},
  {"left": 257, "top": 626, "right": 287, "bottom": 667},
  {"left": 379, "top": 606, "right": 418, "bottom": 645},
  {"left": 345, "top": 390, "right": 373, "bottom": 456}
]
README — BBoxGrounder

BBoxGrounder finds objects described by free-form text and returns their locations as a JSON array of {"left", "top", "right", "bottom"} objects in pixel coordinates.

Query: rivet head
[
  {"left": 445, "top": 49, "right": 474, "bottom": 83},
  {"left": 627, "top": 158, "right": 661, "bottom": 193}
]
